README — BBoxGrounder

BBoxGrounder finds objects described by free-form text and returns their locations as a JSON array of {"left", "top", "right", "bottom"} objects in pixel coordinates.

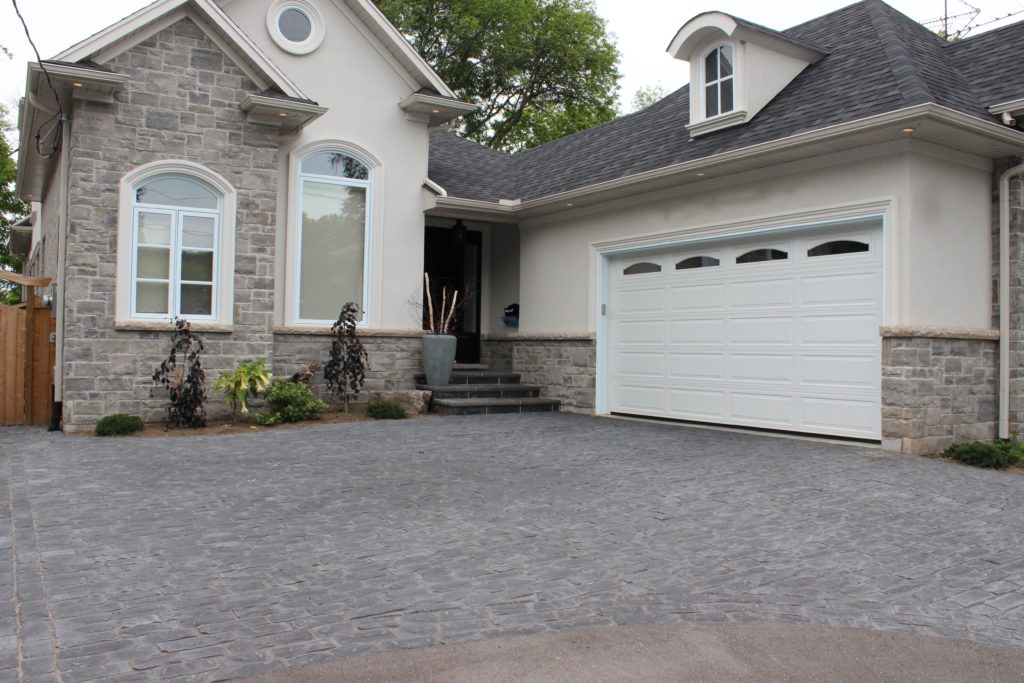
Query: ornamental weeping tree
[
  {"left": 324, "top": 302, "right": 369, "bottom": 412},
  {"left": 152, "top": 318, "right": 208, "bottom": 428}
]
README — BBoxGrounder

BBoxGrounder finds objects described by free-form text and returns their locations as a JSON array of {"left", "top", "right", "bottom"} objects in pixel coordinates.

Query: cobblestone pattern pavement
[{"left": 1, "top": 414, "right": 1023, "bottom": 682}]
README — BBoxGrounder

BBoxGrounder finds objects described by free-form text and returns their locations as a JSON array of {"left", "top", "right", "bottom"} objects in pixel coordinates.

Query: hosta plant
[{"left": 214, "top": 358, "right": 272, "bottom": 422}]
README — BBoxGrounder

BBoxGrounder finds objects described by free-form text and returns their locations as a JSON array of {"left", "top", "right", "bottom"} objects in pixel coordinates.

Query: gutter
[
  {"left": 998, "top": 161, "right": 1024, "bottom": 439},
  {"left": 53, "top": 116, "right": 71, "bottom": 426}
]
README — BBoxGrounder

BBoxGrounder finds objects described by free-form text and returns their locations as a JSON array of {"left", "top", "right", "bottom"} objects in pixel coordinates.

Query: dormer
[{"left": 668, "top": 12, "right": 827, "bottom": 138}]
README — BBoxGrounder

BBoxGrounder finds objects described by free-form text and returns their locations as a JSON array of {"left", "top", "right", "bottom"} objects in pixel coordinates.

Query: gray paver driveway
[{"left": 1, "top": 414, "right": 1023, "bottom": 682}]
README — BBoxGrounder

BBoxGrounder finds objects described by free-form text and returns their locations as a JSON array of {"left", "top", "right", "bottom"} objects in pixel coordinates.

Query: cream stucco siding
[
  {"left": 222, "top": 0, "right": 431, "bottom": 329},
  {"left": 516, "top": 142, "right": 993, "bottom": 335}
]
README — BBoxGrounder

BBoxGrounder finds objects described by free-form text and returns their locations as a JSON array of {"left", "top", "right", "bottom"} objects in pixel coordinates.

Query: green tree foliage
[
  {"left": 375, "top": 0, "right": 621, "bottom": 151},
  {"left": 630, "top": 84, "right": 667, "bottom": 113},
  {"left": 1, "top": 102, "right": 30, "bottom": 305}
]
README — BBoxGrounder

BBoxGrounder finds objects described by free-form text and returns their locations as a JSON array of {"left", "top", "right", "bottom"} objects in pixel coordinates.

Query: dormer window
[{"left": 704, "top": 45, "right": 734, "bottom": 118}]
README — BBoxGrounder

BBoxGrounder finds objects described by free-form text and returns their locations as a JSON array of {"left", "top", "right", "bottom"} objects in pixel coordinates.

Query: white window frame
[
  {"left": 116, "top": 160, "right": 237, "bottom": 327},
  {"left": 289, "top": 142, "right": 377, "bottom": 327},
  {"left": 266, "top": 0, "right": 325, "bottom": 55},
  {"left": 703, "top": 44, "right": 735, "bottom": 119}
]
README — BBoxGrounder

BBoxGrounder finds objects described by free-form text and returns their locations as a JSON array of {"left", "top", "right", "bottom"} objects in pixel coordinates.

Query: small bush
[
  {"left": 944, "top": 441, "right": 1020, "bottom": 469},
  {"left": 256, "top": 380, "right": 327, "bottom": 426},
  {"left": 95, "top": 414, "right": 145, "bottom": 436},
  {"left": 367, "top": 400, "right": 407, "bottom": 420}
]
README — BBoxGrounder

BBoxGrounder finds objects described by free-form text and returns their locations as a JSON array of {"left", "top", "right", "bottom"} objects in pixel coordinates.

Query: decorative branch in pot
[{"left": 420, "top": 273, "right": 462, "bottom": 387}]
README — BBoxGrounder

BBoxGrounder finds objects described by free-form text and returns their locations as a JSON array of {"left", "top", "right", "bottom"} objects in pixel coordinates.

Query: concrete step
[
  {"left": 431, "top": 397, "right": 561, "bottom": 416},
  {"left": 415, "top": 371, "right": 522, "bottom": 385},
  {"left": 418, "top": 383, "right": 541, "bottom": 399},
  {"left": 453, "top": 363, "right": 489, "bottom": 371}
]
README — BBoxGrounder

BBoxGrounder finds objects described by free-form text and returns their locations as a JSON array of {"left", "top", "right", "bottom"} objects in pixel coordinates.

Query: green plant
[
  {"left": 256, "top": 379, "right": 327, "bottom": 426},
  {"left": 324, "top": 302, "right": 369, "bottom": 412},
  {"left": 152, "top": 318, "right": 207, "bottom": 428},
  {"left": 944, "top": 441, "right": 1022, "bottom": 469},
  {"left": 367, "top": 399, "right": 407, "bottom": 420},
  {"left": 214, "top": 358, "right": 272, "bottom": 422},
  {"left": 95, "top": 413, "right": 144, "bottom": 436}
]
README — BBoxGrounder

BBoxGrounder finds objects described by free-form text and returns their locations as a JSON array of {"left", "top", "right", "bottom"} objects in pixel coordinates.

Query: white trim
[
  {"left": 116, "top": 160, "right": 237, "bottom": 327},
  {"left": 267, "top": 0, "right": 325, "bottom": 55},
  {"left": 286, "top": 141, "right": 381, "bottom": 327}
]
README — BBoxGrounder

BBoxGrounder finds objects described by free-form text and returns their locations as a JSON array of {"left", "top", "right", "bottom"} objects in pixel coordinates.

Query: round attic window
[{"left": 267, "top": 0, "right": 324, "bottom": 55}]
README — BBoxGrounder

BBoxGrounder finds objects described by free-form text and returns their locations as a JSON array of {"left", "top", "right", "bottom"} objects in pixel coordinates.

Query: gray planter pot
[{"left": 421, "top": 334, "right": 457, "bottom": 387}]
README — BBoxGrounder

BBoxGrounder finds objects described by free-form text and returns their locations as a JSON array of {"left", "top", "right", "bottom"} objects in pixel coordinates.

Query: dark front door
[{"left": 424, "top": 225, "right": 482, "bottom": 363}]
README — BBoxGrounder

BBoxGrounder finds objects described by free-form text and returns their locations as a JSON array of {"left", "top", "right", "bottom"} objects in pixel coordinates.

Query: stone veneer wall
[
  {"left": 881, "top": 328, "right": 998, "bottom": 454},
  {"left": 993, "top": 158, "right": 1024, "bottom": 435},
  {"left": 61, "top": 18, "right": 279, "bottom": 429},
  {"left": 482, "top": 336, "right": 596, "bottom": 412},
  {"left": 272, "top": 331, "right": 424, "bottom": 402}
]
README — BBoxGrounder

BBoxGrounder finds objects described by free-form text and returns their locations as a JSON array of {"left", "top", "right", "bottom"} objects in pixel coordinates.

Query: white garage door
[{"left": 607, "top": 221, "right": 882, "bottom": 439}]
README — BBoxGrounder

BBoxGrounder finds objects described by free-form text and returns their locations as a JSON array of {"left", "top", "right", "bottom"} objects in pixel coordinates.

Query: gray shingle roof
[{"left": 428, "top": 0, "right": 1023, "bottom": 203}]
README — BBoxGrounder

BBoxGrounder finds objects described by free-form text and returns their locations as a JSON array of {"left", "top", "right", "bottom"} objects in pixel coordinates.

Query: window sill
[
  {"left": 273, "top": 325, "right": 426, "bottom": 338},
  {"left": 687, "top": 109, "right": 748, "bottom": 138},
  {"left": 115, "top": 319, "right": 234, "bottom": 334}
]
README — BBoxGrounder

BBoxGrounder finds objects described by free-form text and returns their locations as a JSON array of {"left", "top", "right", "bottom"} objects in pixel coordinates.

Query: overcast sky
[{"left": 2, "top": 0, "right": 1023, "bottom": 118}]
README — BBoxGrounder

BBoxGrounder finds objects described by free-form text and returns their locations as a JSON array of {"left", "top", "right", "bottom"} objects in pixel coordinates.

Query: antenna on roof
[{"left": 920, "top": 0, "right": 980, "bottom": 39}]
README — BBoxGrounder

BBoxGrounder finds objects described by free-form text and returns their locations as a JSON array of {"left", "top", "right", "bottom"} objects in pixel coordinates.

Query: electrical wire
[{"left": 11, "top": 0, "right": 65, "bottom": 158}]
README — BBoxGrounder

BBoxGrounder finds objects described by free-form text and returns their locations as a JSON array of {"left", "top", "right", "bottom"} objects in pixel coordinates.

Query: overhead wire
[{"left": 11, "top": 0, "right": 65, "bottom": 158}]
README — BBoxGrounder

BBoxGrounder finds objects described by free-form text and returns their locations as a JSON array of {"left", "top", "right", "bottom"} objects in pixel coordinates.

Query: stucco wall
[
  {"left": 222, "top": 0, "right": 432, "bottom": 330},
  {"left": 60, "top": 18, "right": 280, "bottom": 428},
  {"left": 516, "top": 143, "right": 992, "bottom": 335}
]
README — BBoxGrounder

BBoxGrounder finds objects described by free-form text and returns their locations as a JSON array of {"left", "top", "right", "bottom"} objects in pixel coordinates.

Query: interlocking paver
[{"left": 1, "top": 414, "right": 1023, "bottom": 681}]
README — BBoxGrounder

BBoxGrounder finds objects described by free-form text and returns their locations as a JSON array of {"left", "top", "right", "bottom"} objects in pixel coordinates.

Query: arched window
[
  {"left": 117, "top": 161, "right": 236, "bottom": 326},
  {"left": 623, "top": 262, "right": 662, "bottom": 275},
  {"left": 676, "top": 256, "right": 720, "bottom": 270},
  {"left": 704, "top": 45, "right": 734, "bottom": 118},
  {"left": 808, "top": 240, "right": 869, "bottom": 257},
  {"left": 736, "top": 248, "right": 787, "bottom": 264},
  {"left": 295, "top": 149, "right": 372, "bottom": 323}
]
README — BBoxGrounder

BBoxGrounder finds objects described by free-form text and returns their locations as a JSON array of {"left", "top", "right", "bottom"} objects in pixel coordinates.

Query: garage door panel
[
  {"left": 801, "top": 272, "right": 877, "bottom": 306},
  {"left": 617, "top": 320, "right": 666, "bottom": 345},
  {"left": 616, "top": 384, "right": 667, "bottom": 413},
  {"left": 669, "top": 353, "right": 725, "bottom": 381},
  {"left": 617, "top": 352, "right": 667, "bottom": 377},
  {"left": 730, "top": 317, "right": 792, "bottom": 345},
  {"left": 615, "top": 287, "right": 667, "bottom": 313},
  {"left": 801, "top": 397, "right": 878, "bottom": 435},
  {"left": 801, "top": 314, "right": 878, "bottom": 345},
  {"left": 801, "top": 355, "right": 878, "bottom": 388},
  {"left": 730, "top": 392, "right": 794, "bottom": 425},
  {"left": 668, "top": 283, "right": 725, "bottom": 311},
  {"left": 731, "top": 279, "right": 793, "bottom": 308},
  {"left": 608, "top": 223, "right": 882, "bottom": 438},
  {"left": 670, "top": 388, "right": 726, "bottom": 418},
  {"left": 730, "top": 354, "right": 794, "bottom": 383},
  {"left": 669, "top": 319, "right": 726, "bottom": 345}
]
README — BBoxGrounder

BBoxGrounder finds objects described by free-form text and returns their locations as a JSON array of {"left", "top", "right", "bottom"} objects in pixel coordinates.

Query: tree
[
  {"left": 1, "top": 102, "right": 30, "bottom": 305},
  {"left": 631, "top": 84, "right": 667, "bottom": 113},
  {"left": 375, "top": 0, "right": 621, "bottom": 151}
]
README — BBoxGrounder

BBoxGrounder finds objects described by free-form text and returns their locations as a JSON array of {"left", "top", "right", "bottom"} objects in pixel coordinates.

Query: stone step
[
  {"left": 418, "top": 383, "right": 541, "bottom": 399},
  {"left": 431, "top": 397, "right": 561, "bottom": 416},
  {"left": 414, "top": 371, "right": 522, "bottom": 385},
  {"left": 453, "top": 363, "right": 489, "bottom": 371}
]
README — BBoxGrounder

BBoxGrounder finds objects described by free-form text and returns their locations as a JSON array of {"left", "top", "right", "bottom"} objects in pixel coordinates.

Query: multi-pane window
[
  {"left": 296, "top": 150, "right": 370, "bottom": 323},
  {"left": 131, "top": 174, "right": 220, "bottom": 319},
  {"left": 704, "top": 45, "right": 734, "bottom": 118}
]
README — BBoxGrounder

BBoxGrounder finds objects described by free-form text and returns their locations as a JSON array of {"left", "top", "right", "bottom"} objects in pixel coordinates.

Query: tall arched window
[
  {"left": 704, "top": 45, "right": 734, "bottom": 118},
  {"left": 131, "top": 174, "right": 221, "bottom": 319},
  {"left": 295, "top": 149, "right": 371, "bottom": 324}
]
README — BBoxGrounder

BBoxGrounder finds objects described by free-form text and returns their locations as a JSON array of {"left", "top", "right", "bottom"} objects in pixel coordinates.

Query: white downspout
[
  {"left": 54, "top": 117, "right": 71, "bottom": 411},
  {"left": 999, "top": 161, "right": 1024, "bottom": 439}
]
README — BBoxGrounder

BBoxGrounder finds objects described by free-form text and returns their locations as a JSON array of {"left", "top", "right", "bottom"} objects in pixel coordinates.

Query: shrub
[
  {"left": 256, "top": 380, "right": 327, "bottom": 426},
  {"left": 214, "top": 358, "right": 272, "bottom": 421},
  {"left": 944, "top": 441, "right": 1020, "bottom": 469},
  {"left": 95, "top": 413, "right": 145, "bottom": 436},
  {"left": 324, "top": 302, "right": 369, "bottom": 412},
  {"left": 152, "top": 318, "right": 207, "bottom": 428},
  {"left": 367, "top": 399, "right": 407, "bottom": 420}
]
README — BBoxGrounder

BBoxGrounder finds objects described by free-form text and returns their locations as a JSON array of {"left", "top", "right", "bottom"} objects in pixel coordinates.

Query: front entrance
[{"left": 424, "top": 223, "right": 482, "bottom": 363}]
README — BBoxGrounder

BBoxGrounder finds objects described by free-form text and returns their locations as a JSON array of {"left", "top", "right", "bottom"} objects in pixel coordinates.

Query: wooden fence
[{"left": 0, "top": 274, "right": 55, "bottom": 426}]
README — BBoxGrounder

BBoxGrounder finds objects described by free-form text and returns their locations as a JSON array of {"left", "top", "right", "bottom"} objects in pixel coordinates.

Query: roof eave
[
  {"left": 399, "top": 93, "right": 476, "bottom": 126},
  {"left": 435, "top": 104, "right": 1024, "bottom": 220}
]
